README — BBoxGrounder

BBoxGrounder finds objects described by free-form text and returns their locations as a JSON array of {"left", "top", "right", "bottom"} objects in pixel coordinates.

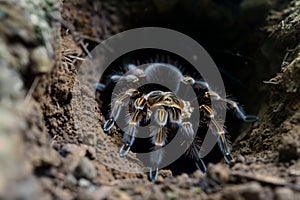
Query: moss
[{"left": 167, "top": 191, "right": 177, "bottom": 200}]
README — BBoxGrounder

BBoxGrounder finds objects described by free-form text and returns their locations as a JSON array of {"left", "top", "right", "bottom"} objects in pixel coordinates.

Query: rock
[
  {"left": 30, "top": 46, "right": 52, "bottom": 73},
  {"left": 108, "top": 190, "right": 131, "bottom": 200},
  {"left": 64, "top": 174, "right": 77, "bottom": 189},
  {"left": 207, "top": 163, "right": 230, "bottom": 184},
  {"left": 275, "top": 187, "right": 294, "bottom": 200},
  {"left": 76, "top": 188, "right": 94, "bottom": 200},
  {"left": 11, "top": 177, "right": 51, "bottom": 200},
  {"left": 75, "top": 157, "right": 97, "bottom": 180},
  {"left": 62, "top": 154, "right": 82, "bottom": 173},
  {"left": 278, "top": 136, "right": 299, "bottom": 162},
  {"left": 91, "top": 186, "right": 112, "bottom": 199},
  {"left": 192, "top": 169, "right": 205, "bottom": 179},
  {"left": 242, "top": 182, "right": 264, "bottom": 200},
  {"left": 9, "top": 44, "right": 29, "bottom": 71},
  {"left": 222, "top": 182, "right": 265, "bottom": 200},
  {"left": 158, "top": 169, "right": 173, "bottom": 179},
  {"left": 62, "top": 143, "right": 87, "bottom": 157},
  {"left": 78, "top": 178, "right": 91, "bottom": 188},
  {"left": 235, "top": 155, "right": 246, "bottom": 163},
  {"left": 0, "top": 64, "right": 23, "bottom": 104},
  {"left": 40, "top": 177, "right": 73, "bottom": 200}
]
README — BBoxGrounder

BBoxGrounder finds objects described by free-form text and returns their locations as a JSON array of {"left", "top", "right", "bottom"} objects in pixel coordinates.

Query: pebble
[
  {"left": 10, "top": 44, "right": 29, "bottom": 70},
  {"left": 30, "top": 46, "right": 52, "bottom": 73},
  {"left": 109, "top": 190, "right": 131, "bottom": 200},
  {"left": 78, "top": 178, "right": 91, "bottom": 188},
  {"left": 236, "top": 154, "right": 246, "bottom": 163},
  {"left": 207, "top": 163, "right": 230, "bottom": 184},
  {"left": 278, "top": 136, "right": 299, "bottom": 162},
  {"left": 64, "top": 174, "right": 77, "bottom": 189},
  {"left": 275, "top": 187, "right": 294, "bottom": 200},
  {"left": 222, "top": 182, "right": 264, "bottom": 200},
  {"left": 159, "top": 169, "right": 173, "bottom": 178},
  {"left": 75, "top": 157, "right": 97, "bottom": 180},
  {"left": 62, "top": 144, "right": 87, "bottom": 157}
]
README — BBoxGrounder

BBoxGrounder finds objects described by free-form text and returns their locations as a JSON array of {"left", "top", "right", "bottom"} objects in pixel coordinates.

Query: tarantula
[{"left": 96, "top": 63, "right": 258, "bottom": 181}]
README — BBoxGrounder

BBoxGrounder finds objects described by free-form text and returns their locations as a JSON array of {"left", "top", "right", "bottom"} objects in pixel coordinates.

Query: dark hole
[{"left": 94, "top": 1, "right": 275, "bottom": 176}]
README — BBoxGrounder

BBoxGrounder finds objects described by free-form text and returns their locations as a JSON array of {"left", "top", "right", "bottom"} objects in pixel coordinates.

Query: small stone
[
  {"left": 40, "top": 148, "right": 61, "bottom": 167},
  {"left": 156, "top": 174, "right": 164, "bottom": 183},
  {"left": 242, "top": 182, "right": 264, "bottom": 200},
  {"left": 207, "top": 163, "right": 230, "bottom": 184},
  {"left": 278, "top": 136, "right": 299, "bottom": 162},
  {"left": 12, "top": 177, "right": 47, "bottom": 200},
  {"left": 63, "top": 144, "right": 87, "bottom": 157},
  {"left": 92, "top": 186, "right": 112, "bottom": 199},
  {"left": 109, "top": 190, "right": 131, "bottom": 200},
  {"left": 159, "top": 169, "right": 173, "bottom": 178},
  {"left": 222, "top": 182, "right": 264, "bottom": 200},
  {"left": 76, "top": 188, "right": 94, "bottom": 200},
  {"left": 62, "top": 154, "right": 81, "bottom": 173},
  {"left": 176, "top": 173, "right": 192, "bottom": 187},
  {"left": 78, "top": 178, "right": 91, "bottom": 188},
  {"left": 64, "top": 174, "right": 77, "bottom": 189},
  {"left": 236, "top": 154, "right": 246, "bottom": 163},
  {"left": 275, "top": 187, "right": 294, "bottom": 200},
  {"left": 192, "top": 169, "right": 204, "bottom": 179},
  {"left": 30, "top": 46, "right": 52, "bottom": 73},
  {"left": 9, "top": 44, "right": 29, "bottom": 71},
  {"left": 75, "top": 157, "right": 97, "bottom": 180},
  {"left": 73, "top": 124, "right": 81, "bottom": 130},
  {"left": 232, "top": 163, "right": 249, "bottom": 171}
]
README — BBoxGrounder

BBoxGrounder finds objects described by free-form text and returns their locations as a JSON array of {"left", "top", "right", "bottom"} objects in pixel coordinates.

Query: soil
[{"left": 0, "top": 0, "right": 300, "bottom": 199}]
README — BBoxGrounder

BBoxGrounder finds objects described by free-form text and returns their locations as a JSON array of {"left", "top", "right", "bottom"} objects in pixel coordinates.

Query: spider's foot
[
  {"left": 149, "top": 167, "right": 159, "bottom": 182},
  {"left": 224, "top": 153, "right": 235, "bottom": 164},
  {"left": 119, "top": 143, "right": 131, "bottom": 157},
  {"left": 103, "top": 118, "right": 114, "bottom": 131},
  {"left": 195, "top": 159, "right": 207, "bottom": 174},
  {"left": 243, "top": 115, "right": 259, "bottom": 123}
]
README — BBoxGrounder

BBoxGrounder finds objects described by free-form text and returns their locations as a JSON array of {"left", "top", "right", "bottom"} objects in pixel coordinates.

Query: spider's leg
[
  {"left": 149, "top": 108, "right": 168, "bottom": 182},
  {"left": 199, "top": 104, "right": 234, "bottom": 164},
  {"left": 181, "top": 121, "right": 194, "bottom": 138},
  {"left": 191, "top": 141, "right": 207, "bottom": 173},
  {"left": 180, "top": 121, "right": 207, "bottom": 173},
  {"left": 111, "top": 65, "right": 145, "bottom": 84},
  {"left": 182, "top": 76, "right": 211, "bottom": 90},
  {"left": 204, "top": 91, "right": 258, "bottom": 123},
  {"left": 127, "top": 64, "right": 146, "bottom": 78},
  {"left": 182, "top": 78, "right": 258, "bottom": 123},
  {"left": 119, "top": 122, "right": 137, "bottom": 157},
  {"left": 168, "top": 107, "right": 181, "bottom": 124},
  {"left": 119, "top": 97, "right": 146, "bottom": 157},
  {"left": 211, "top": 118, "right": 233, "bottom": 164},
  {"left": 94, "top": 82, "right": 106, "bottom": 92},
  {"left": 103, "top": 88, "right": 139, "bottom": 131},
  {"left": 153, "top": 108, "right": 168, "bottom": 147},
  {"left": 111, "top": 74, "right": 140, "bottom": 83}
]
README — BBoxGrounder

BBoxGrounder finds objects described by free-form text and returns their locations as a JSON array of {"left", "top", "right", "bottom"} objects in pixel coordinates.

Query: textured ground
[{"left": 0, "top": 0, "right": 300, "bottom": 199}]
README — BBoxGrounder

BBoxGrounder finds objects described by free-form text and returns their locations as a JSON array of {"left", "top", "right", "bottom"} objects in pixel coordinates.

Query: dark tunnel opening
[{"left": 93, "top": 0, "right": 286, "bottom": 176}]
